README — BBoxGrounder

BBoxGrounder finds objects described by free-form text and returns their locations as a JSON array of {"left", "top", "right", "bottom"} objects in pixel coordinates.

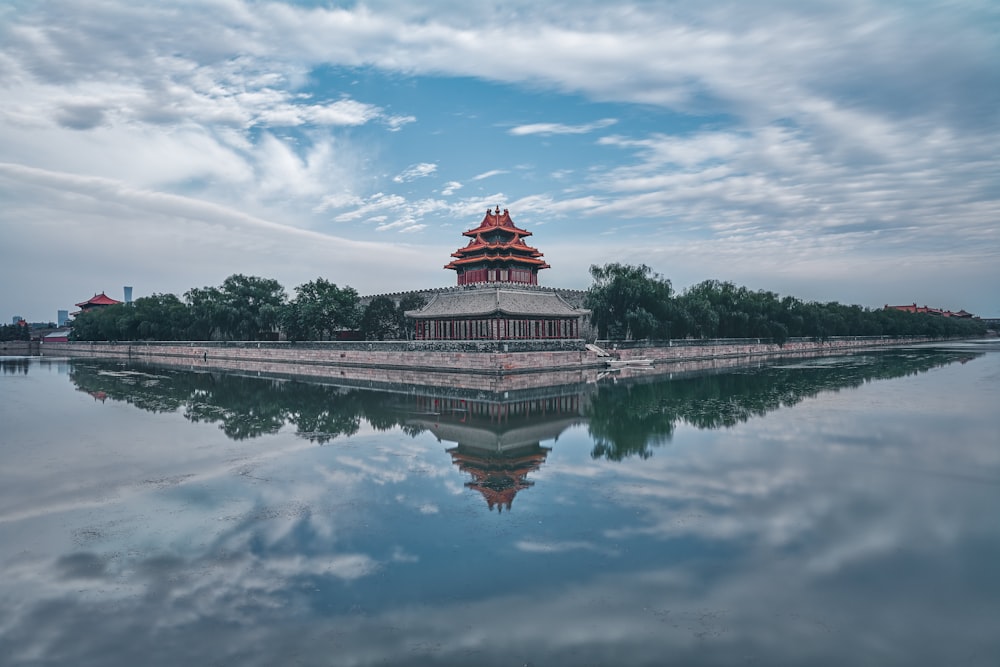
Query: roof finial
[{"left": 495, "top": 204, "right": 500, "bottom": 214}]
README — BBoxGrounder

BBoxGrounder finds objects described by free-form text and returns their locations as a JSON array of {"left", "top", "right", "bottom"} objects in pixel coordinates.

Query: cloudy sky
[{"left": 1, "top": 0, "right": 998, "bottom": 323}]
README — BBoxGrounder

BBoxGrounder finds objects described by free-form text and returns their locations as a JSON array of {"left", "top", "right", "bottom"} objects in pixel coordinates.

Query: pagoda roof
[
  {"left": 75, "top": 292, "right": 122, "bottom": 308},
  {"left": 453, "top": 234, "right": 544, "bottom": 256},
  {"left": 405, "top": 286, "right": 589, "bottom": 320},
  {"left": 410, "top": 417, "right": 581, "bottom": 451},
  {"left": 444, "top": 254, "right": 551, "bottom": 270},
  {"left": 463, "top": 206, "right": 532, "bottom": 238}
]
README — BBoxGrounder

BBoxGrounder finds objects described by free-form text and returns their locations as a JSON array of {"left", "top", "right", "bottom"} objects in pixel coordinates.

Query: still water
[{"left": 1, "top": 342, "right": 999, "bottom": 666}]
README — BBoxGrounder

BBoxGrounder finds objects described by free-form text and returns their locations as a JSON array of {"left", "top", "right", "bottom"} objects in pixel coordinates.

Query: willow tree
[{"left": 585, "top": 263, "right": 674, "bottom": 340}]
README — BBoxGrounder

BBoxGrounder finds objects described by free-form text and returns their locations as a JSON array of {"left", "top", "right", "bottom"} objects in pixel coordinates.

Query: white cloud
[
  {"left": 0, "top": 1, "right": 997, "bottom": 316},
  {"left": 383, "top": 114, "right": 416, "bottom": 131},
  {"left": 0, "top": 163, "right": 444, "bottom": 319},
  {"left": 392, "top": 162, "right": 438, "bottom": 183},
  {"left": 441, "top": 181, "right": 462, "bottom": 195},
  {"left": 472, "top": 169, "right": 506, "bottom": 181},
  {"left": 509, "top": 118, "right": 617, "bottom": 136},
  {"left": 334, "top": 192, "right": 408, "bottom": 222}
]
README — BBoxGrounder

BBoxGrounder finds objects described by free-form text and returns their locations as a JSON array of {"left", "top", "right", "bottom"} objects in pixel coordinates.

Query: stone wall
[
  {"left": 599, "top": 335, "right": 935, "bottom": 362},
  {"left": 43, "top": 335, "right": 941, "bottom": 401},
  {"left": 44, "top": 339, "right": 594, "bottom": 374},
  {"left": 45, "top": 335, "right": 935, "bottom": 375},
  {"left": 0, "top": 341, "right": 38, "bottom": 355}
]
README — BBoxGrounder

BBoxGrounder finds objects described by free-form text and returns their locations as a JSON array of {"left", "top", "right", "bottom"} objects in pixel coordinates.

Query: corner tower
[
  {"left": 405, "top": 206, "right": 589, "bottom": 341},
  {"left": 445, "top": 206, "right": 550, "bottom": 286}
]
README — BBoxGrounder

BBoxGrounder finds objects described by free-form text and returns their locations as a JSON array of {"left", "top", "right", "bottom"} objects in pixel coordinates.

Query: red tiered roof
[
  {"left": 445, "top": 206, "right": 551, "bottom": 285},
  {"left": 75, "top": 292, "right": 122, "bottom": 308},
  {"left": 461, "top": 206, "right": 533, "bottom": 238},
  {"left": 448, "top": 446, "right": 550, "bottom": 512}
]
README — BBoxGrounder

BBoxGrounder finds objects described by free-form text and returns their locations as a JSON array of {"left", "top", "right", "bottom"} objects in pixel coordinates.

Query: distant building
[
  {"left": 405, "top": 207, "right": 590, "bottom": 340},
  {"left": 71, "top": 292, "right": 123, "bottom": 317},
  {"left": 42, "top": 330, "right": 70, "bottom": 343},
  {"left": 885, "top": 303, "right": 976, "bottom": 318},
  {"left": 57, "top": 310, "right": 69, "bottom": 327},
  {"left": 12, "top": 316, "right": 23, "bottom": 325}
]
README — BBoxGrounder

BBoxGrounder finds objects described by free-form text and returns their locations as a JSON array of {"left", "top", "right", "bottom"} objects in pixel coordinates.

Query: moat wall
[
  {"left": 44, "top": 336, "right": 935, "bottom": 374},
  {"left": 0, "top": 341, "right": 38, "bottom": 355},
  {"left": 594, "top": 336, "right": 937, "bottom": 362},
  {"left": 41, "top": 336, "right": 940, "bottom": 399}
]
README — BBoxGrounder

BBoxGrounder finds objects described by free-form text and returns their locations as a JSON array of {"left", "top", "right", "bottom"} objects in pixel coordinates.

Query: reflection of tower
[
  {"left": 407, "top": 395, "right": 583, "bottom": 512},
  {"left": 448, "top": 443, "right": 549, "bottom": 512}
]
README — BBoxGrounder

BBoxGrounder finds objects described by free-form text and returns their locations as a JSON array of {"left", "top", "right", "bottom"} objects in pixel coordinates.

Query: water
[{"left": 2, "top": 342, "right": 999, "bottom": 666}]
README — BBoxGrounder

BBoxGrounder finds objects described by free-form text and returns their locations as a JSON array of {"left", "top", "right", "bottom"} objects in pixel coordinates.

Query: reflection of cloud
[
  {"left": 3, "top": 353, "right": 999, "bottom": 665},
  {"left": 338, "top": 456, "right": 408, "bottom": 485},
  {"left": 515, "top": 539, "right": 616, "bottom": 556},
  {"left": 55, "top": 552, "right": 108, "bottom": 580},
  {"left": 7, "top": 549, "right": 998, "bottom": 667}
]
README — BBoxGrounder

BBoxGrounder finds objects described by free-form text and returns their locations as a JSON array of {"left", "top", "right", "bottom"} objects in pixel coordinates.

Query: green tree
[
  {"left": 70, "top": 304, "right": 127, "bottom": 341},
  {"left": 397, "top": 293, "right": 428, "bottom": 340},
  {"left": 361, "top": 296, "right": 400, "bottom": 340},
  {"left": 130, "top": 294, "right": 191, "bottom": 340},
  {"left": 0, "top": 323, "right": 30, "bottom": 342},
  {"left": 217, "top": 274, "right": 286, "bottom": 340},
  {"left": 585, "top": 263, "right": 674, "bottom": 340},
  {"left": 184, "top": 286, "right": 225, "bottom": 340},
  {"left": 284, "top": 278, "right": 359, "bottom": 340}
]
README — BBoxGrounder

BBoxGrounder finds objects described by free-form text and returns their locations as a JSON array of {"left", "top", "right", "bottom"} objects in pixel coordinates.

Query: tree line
[
  {"left": 0, "top": 323, "right": 31, "bottom": 342},
  {"left": 69, "top": 264, "right": 987, "bottom": 343},
  {"left": 584, "top": 263, "right": 987, "bottom": 342},
  {"left": 70, "top": 274, "right": 426, "bottom": 342}
]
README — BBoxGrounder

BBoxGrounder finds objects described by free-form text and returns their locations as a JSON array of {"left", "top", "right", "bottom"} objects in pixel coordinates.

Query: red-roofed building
[
  {"left": 406, "top": 207, "right": 589, "bottom": 340},
  {"left": 445, "top": 206, "right": 551, "bottom": 285},
  {"left": 885, "top": 303, "right": 976, "bottom": 318},
  {"left": 72, "top": 292, "right": 122, "bottom": 317}
]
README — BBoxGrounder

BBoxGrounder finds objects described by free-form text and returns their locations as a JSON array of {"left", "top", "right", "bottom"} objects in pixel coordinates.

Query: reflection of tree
[
  {"left": 68, "top": 363, "right": 382, "bottom": 442},
  {"left": 285, "top": 382, "right": 365, "bottom": 443},
  {"left": 587, "top": 383, "right": 675, "bottom": 461},
  {"left": 1, "top": 358, "right": 30, "bottom": 375},
  {"left": 586, "top": 349, "right": 980, "bottom": 461},
  {"left": 66, "top": 348, "right": 979, "bottom": 459},
  {"left": 182, "top": 375, "right": 288, "bottom": 440}
]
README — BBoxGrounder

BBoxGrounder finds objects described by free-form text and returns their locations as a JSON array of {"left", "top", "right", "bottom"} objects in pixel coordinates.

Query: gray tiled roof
[
  {"left": 406, "top": 286, "right": 590, "bottom": 319},
  {"left": 405, "top": 416, "right": 583, "bottom": 451}
]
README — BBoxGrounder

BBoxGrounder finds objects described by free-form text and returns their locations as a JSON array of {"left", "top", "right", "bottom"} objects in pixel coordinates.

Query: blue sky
[{"left": 1, "top": 0, "right": 998, "bottom": 322}]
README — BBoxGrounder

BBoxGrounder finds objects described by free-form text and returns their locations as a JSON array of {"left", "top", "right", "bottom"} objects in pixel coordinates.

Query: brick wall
[
  {"left": 44, "top": 336, "right": 940, "bottom": 399},
  {"left": 45, "top": 335, "right": 934, "bottom": 377}
]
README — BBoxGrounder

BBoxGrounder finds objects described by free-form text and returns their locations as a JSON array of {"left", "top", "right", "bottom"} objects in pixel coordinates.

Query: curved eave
[
  {"left": 408, "top": 305, "right": 583, "bottom": 319},
  {"left": 463, "top": 225, "right": 531, "bottom": 238},
  {"left": 445, "top": 256, "right": 551, "bottom": 269},
  {"left": 405, "top": 288, "right": 589, "bottom": 319},
  {"left": 453, "top": 240, "right": 544, "bottom": 255}
]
